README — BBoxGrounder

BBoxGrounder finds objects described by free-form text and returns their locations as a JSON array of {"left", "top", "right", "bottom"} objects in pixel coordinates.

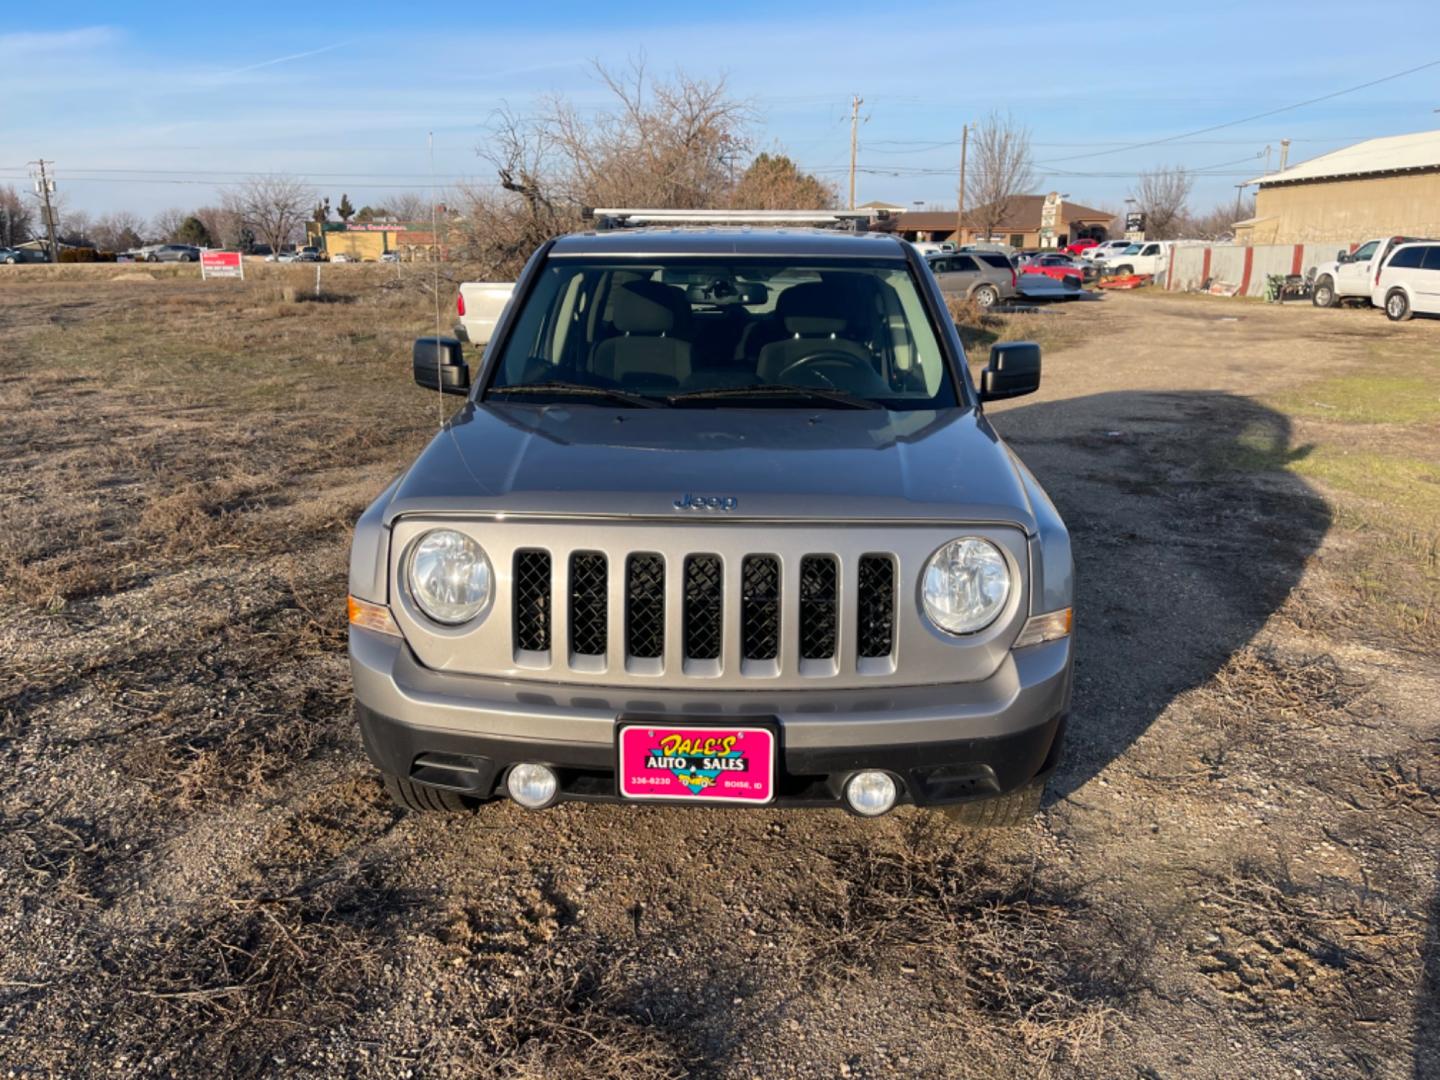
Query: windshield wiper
[
  {"left": 487, "top": 381, "right": 661, "bottom": 408},
  {"left": 667, "top": 384, "right": 881, "bottom": 410}
]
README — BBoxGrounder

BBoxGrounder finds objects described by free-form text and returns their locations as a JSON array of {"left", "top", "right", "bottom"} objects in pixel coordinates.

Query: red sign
[{"left": 200, "top": 250, "right": 243, "bottom": 279}]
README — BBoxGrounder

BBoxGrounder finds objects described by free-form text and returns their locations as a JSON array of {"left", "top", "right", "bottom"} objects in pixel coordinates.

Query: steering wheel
[{"left": 776, "top": 349, "right": 879, "bottom": 390}]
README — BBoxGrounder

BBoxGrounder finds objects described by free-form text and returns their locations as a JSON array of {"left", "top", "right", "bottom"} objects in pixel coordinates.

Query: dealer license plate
[{"left": 617, "top": 724, "right": 775, "bottom": 804}]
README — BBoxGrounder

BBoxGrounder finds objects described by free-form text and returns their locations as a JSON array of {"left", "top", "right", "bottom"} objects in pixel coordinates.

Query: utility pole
[
  {"left": 1233, "top": 183, "right": 1246, "bottom": 221},
  {"left": 955, "top": 124, "right": 969, "bottom": 245},
  {"left": 848, "top": 94, "right": 864, "bottom": 210},
  {"left": 28, "top": 160, "right": 59, "bottom": 264},
  {"left": 1277, "top": 138, "right": 1291, "bottom": 172}
]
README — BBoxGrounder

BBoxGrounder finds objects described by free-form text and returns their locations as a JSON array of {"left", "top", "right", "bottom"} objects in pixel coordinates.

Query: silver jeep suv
[{"left": 347, "top": 214, "right": 1072, "bottom": 824}]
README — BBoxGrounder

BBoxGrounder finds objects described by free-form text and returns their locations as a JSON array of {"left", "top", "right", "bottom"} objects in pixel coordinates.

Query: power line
[{"left": 1035, "top": 56, "right": 1440, "bottom": 164}]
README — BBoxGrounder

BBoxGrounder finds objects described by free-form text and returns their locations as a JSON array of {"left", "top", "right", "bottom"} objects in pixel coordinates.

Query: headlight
[
  {"left": 407, "top": 529, "right": 492, "bottom": 625},
  {"left": 921, "top": 537, "right": 1010, "bottom": 635}
]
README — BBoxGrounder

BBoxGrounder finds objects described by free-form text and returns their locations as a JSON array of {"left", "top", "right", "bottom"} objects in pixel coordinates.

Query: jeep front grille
[
  {"left": 625, "top": 554, "right": 666, "bottom": 660},
  {"left": 856, "top": 554, "right": 896, "bottom": 659},
  {"left": 798, "top": 555, "right": 838, "bottom": 660},
  {"left": 740, "top": 555, "right": 781, "bottom": 661},
  {"left": 683, "top": 555, "right": 723, "bottom": 661},
  {"left": 568, "top": 551, "right": 608, "bottom": 657},
  {"left": 504, "top": 547, "right": 896, "bottom": 675},
  {"left": 513, "top": 549, "right": 551, "bottom": 652}
]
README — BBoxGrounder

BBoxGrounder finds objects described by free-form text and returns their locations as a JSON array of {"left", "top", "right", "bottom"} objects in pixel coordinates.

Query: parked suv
[
  {"left": 348, "top": 215, "right": 1073, "bottom": 824},
  {"left": 1371, "top": 240, "right": 1440, "bottom": 321},
  {"left": 925, "top": 250, "right": 1016, "bottom": 306},
  {"left": 1310, "top": 236, "right": 1424, "bottom": 308}
]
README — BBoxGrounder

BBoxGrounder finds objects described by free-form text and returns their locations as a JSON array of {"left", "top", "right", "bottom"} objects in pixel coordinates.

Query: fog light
[
  {"left": 506, "top": 763, "right": 558, "bottom": 809},
  {"left": 844, "top": 771, "right": 898, "bottom": 817}
]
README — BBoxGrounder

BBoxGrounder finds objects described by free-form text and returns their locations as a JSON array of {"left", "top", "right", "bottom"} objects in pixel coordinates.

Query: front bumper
[{"left": 350, "top": 627, "right": 1072, "bottom": 809}]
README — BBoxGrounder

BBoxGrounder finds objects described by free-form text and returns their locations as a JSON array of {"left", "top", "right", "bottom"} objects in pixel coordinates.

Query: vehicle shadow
[
  {"left": 1419, "top": 873, "right": 1440, "bottom": 1077},
  {"left": 986, "top": 389, "right": 1329, "bottom": 802}
]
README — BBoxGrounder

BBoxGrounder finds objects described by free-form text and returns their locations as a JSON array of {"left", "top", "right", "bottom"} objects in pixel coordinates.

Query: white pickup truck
[
  {"left": 1094, "top": 240, "right": 1171, "bottom": 277},
  {"left": 1309, "top": 236, "right": 1424, "bottom": 308},
  {"left": 454, "top": 282, "right": 514, "bottom": 347}
]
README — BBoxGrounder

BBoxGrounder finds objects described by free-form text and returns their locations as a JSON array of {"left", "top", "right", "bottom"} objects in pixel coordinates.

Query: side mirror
[
  {"left": 413, "top": 336, "right": 470, "bottom": 395},
  {"left": 1336, "top": 250, "right": 1349, "bottom": 263},
  {"left": 979, "top": 341, "right": 1041, "bottom": 402}
]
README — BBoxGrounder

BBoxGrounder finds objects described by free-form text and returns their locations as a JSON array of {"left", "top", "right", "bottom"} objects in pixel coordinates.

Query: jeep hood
[{"left": 380, "top": 402, "right": 1039, "bottom": 531}]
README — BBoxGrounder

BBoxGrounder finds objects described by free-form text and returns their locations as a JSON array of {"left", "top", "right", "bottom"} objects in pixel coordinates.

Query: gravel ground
[{"left": 0, "top": 272, "right": 1436, "bottom": 1078}]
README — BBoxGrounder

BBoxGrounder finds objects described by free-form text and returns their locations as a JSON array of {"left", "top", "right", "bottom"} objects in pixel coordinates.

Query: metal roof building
[{"left": 1236, "top": 129, "right": 1440, "bottom": 245}]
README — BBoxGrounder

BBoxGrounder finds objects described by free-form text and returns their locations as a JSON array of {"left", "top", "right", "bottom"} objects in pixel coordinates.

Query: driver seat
[{"left": 755, "top": 282, "right": 874, "bottom": 383}]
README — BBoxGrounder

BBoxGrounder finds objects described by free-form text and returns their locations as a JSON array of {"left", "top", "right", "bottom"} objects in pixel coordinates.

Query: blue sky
[{"left": 4, "top": 1, "right": 1439, "bottom": 220}]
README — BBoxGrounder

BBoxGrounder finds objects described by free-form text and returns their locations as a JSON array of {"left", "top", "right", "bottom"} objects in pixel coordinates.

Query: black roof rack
[{"left": 588, "top": 208, "right": 883, "bottom": 232}]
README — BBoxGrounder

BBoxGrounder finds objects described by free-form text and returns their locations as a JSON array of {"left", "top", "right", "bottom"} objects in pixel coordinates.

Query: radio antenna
[{"left": 429, "top": 131, "right": 444, "bottom": 430}]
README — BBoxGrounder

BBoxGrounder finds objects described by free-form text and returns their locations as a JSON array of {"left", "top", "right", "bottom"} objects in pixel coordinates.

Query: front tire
[
  {"left": 382, "top": 771, "right": 473, "bottom": 813},
  {"left": 1312, "top": 276, "right": 1336, "bottom": 308},
  {"left": 1113, "top": 264, "right": 1133, "bottom": 276},
  {"left": 1385, "top": 288, "right": 1413, "bottom": 322},
  {"left": 973, "top": 283, "right": 999, "bottom": 307},
  {"left": 938, "top": 781, "right": 1045, "bottom": 828}
]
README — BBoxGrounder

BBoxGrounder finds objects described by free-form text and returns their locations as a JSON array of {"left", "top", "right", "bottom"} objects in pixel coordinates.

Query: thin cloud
[
  {"left": 219, "top": 40, "right": 352, "bottom": 77},
  {"left": 0, "top": 26, "right": 117, "bottom": 59}
]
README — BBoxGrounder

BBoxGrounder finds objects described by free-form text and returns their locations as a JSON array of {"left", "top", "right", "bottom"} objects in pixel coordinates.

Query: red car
[
  {"left": 1063, "top": 238, "right": 1100, "bottom": 256},
  {"left": 1019, "top": 252, "right": 1091, "bottom": 284}
]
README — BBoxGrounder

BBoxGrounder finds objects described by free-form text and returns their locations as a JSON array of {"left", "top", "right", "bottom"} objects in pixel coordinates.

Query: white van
[{"left": 1371, "top": 241, "right": 1440, "bottom": 321}]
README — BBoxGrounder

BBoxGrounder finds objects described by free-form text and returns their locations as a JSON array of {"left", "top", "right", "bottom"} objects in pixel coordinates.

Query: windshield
[{"left": 488, "top": 258, "right": 957, "bottom": 409}]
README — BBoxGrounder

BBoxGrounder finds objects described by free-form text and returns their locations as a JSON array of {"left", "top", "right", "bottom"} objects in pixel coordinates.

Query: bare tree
[
  {"left": 729, "top": 152, "right": 836, "bottom": 210},
  {"left": 1185, "top": 195, "right": 1254, "bottom": 241},
  {"left": 387, "top": 191, "right": 432, "bottom": 222},
  {"left": 221, "top": 175, "right": 315, "bottom": 252},
  {"left": 193, "top": 205, "right": 244, "bottom": 248},
  {"left": 967, "top": 111, "right": 1037, "bottom": 241},
  {"left": 149, "top": 207, "right": 188, "bottom": 242},
  {"left": 92, "top": 210, "right": 146, "bottom": 251},
  {"left": 1133, "top": 165, "right": 1194, "bottom": 240},
  {"left": 0, "top": 185, "right": 33, "bottom": 246},
  {"left": 461, "top": 59, "right": 756, "bottom": 277}
]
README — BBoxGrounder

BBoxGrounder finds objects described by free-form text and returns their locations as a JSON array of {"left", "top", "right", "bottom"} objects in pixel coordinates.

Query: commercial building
[
  {"left": 1236, "top": 130, "right": 1440, "bottom": 245},
  {"left": 878, "top": 194, "right": 1113, "bottom": 249},
  {"left": 306, "top": 220, "right": 458, "bottom": 261}
]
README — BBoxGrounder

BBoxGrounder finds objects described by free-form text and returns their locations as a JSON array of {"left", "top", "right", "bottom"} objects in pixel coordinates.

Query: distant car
[
  {"left": 296, "top": 246, "right": 325, "bottom": 263},
  {"left": 1018, "top": 253, "right": 1093, "bottom": 284},
  {"left": 924, "top": 251, "right": 1016, "bottom": 307},
  {"left": 1063, "top": 238, "right": 1100, "bottom": 256},
  {"left": 1371, "top": 240, "right": 1440, "bottom": 321},
  {"left": 146, "top": 244, "right": 201, "bottom": 263},
  {"left": 1083, "top": 239, "right": 1134, "bottom": 262},
  {"left": 380, "top": 252, "right": 400, "bottom": 263},
  {"left": 249, "top": 244, "right": 274, "bottom": 257},
  {"left": 331, "top": 253, "right": 355, "bottom": 263},
  {"left": 912, "top": 240, "right": 957, "bottom": 256},
  {"left": 0, "top": 246, "right": 48, "bottom": 264},
  {"left": 267, "top": 249, "right": 299, "bottom": 263}
]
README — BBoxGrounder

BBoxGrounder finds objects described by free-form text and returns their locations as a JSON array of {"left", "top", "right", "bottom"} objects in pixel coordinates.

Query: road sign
[{"left": 200, "top": 251, "right": 244, "bottom": 280}]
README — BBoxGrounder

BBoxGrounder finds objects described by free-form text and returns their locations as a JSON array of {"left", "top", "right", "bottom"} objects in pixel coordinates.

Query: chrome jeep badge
[{"left": 674, "top": 494, "right": 738, "bottom": 511}]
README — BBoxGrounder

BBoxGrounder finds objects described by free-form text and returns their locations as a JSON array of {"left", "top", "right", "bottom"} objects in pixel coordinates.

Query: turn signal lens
[
  {"left": 348, "top": 595, "right": 401, "bottom": 637},
  {"left": 1012, "top": 608, "right": 1072, "bottom": 649}
]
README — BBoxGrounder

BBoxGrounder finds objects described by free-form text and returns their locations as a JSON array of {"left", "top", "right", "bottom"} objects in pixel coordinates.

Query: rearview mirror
[
  {"left": 979, "top": 341, "right": 1041, "bottom": 402},
  {"left": 413, "top": 336, "right": 470, "bottom": 395}
]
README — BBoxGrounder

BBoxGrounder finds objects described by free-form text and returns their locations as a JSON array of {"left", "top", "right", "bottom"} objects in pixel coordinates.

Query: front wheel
[
  {"left": 179, "top": 254, "right": 193, "bottom": 262},
  {"left": 1312, "top": 276, "right": 1337, "bottom": 308},
  {"left": 1113, "top": 264, "right": 1133, "bottom": 276},
  {"left": 1385, "top": 288, "right": 1413, "bottom": 322},
  {"left": 3, "top": 256, "right": 15, "bottom": 264},
  {"left": 973, "top": 283, "right": 999, "bottom": 307},
  {"left": 939, "top": 781, "right": 1045, "bottom": 828}
]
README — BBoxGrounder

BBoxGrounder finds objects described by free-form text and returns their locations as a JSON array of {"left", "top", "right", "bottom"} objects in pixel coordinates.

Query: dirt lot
[{"left": 1, "top": 266, "right": 1437, "bottom": 1078}]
